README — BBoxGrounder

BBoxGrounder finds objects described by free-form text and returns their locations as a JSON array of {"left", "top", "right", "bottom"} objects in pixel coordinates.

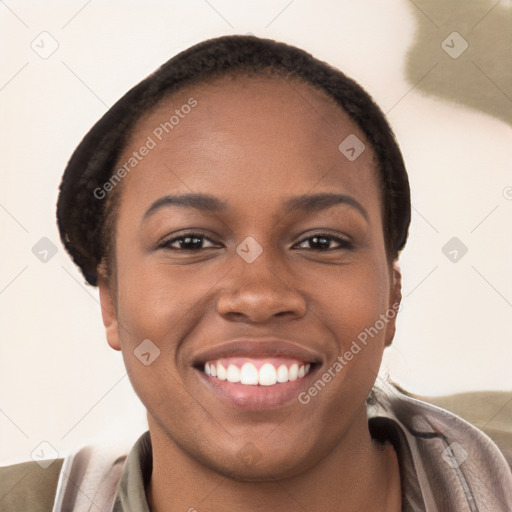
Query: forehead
[{"left": 116, "top": 75, "right": 380, "bottom": 218}]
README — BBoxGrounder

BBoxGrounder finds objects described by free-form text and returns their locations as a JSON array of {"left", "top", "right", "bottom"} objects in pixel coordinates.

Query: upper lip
[{"left": 192, "top": 338, "right": 324, "bottom": 366}]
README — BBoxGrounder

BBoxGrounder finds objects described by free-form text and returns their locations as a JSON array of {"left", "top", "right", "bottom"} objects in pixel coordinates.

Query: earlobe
[
  {"left": 97, "top": 272, "right": 121, "bottom": 351},
  {"left": 385, "top": 261, "right": 402, "bottom": 347}
]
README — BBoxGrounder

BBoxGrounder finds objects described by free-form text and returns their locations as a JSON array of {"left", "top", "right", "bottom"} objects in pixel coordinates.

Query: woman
[{"left": 2, "top": 35, "right": 511, "bottom": 511}]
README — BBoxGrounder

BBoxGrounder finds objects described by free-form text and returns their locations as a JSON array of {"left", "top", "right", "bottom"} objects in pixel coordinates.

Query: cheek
[
  {"left": 301, "top": 272, "right": 391, "bottom": 418},
  {"left": 114, "top": 259, "right": 217, "bottom": 378},
  {"left": 308, "top": 258, "right": 391, "bottom": 386},
  {"left": 311, "top": 255, "right": 390, "bottom": 332},
  {"left": 116, "top": 267, "right": 192, "bottom": 346},
  {"left": 113, "top": 268, "right": 193, "bottom": 417}
]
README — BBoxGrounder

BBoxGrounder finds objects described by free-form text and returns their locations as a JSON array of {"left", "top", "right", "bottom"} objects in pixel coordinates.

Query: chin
[{"left": 198, "top": 441, "right": 326, "bottom": 483}]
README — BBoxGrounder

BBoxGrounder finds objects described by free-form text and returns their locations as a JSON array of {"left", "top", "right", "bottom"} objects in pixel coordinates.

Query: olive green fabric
[
  {"left": 0, "top": 458, "right": 64, "bottom": 512},
  {"left": 405, "top": 0, "right": 512, "bottom": 126},
  {"left": 112, "top": 432, "right": 152, "bottom": 512}
]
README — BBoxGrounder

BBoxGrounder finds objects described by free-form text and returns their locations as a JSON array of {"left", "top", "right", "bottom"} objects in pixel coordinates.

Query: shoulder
[
  {"left": 408, "top": 388, "right": 512, "bottom": 469},
  {"left": 0, "top": 458, "right": 64, "bottom": 512},
  {"left": 370, "top": 383, "right": 512, "bottom": 507},
  {"left": 0, "top": 434, "right": 140, "bottom": 512}
]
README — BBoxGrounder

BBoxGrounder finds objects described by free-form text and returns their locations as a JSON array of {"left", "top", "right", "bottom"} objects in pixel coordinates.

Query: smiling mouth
[
  {"left": 192, "top": 340, "right": 322, "bottom": 409},
  {"left": 202, "top": 357, "right": 313, "bottom": 386}
]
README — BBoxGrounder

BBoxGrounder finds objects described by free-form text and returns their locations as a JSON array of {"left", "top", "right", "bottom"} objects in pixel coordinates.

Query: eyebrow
[{"left": 143, "top": 192, "right": 368, "bottom": 221}]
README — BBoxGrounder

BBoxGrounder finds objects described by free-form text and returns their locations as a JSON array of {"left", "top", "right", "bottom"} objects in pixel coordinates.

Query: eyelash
[{"left": 159, "top": 232, "right": 354, "bottom": 252}]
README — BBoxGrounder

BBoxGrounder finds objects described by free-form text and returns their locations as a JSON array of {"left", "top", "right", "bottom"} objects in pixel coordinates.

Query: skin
[{"left": 98, "top": 75, "right": 403, "bottom": 512}]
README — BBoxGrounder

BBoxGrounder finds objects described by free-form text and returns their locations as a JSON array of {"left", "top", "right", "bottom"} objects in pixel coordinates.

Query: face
[{"left": 98, "top": 75, "right": 401, "bottom": 480}]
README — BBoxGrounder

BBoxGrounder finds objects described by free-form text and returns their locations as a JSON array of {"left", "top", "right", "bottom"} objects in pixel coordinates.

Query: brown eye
[
  {"left": 295, "top": 233, "right": 353, "bottom": 251},
  {"left": 160, "top": 233, "right": 220, "bottom": 251}
]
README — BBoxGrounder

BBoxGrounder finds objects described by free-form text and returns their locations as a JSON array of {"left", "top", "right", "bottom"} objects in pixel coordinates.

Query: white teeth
[
  {"left": 240, "top": 363, "right": 259, "bottom": 385},
  {"left": 217, "top": 363, "right": 227, "bottom": 380},
  {"left": 288, "top": 363, "right": 299, "bottom": 381},
  {"left": 226, "top": 364, "right": 241, "bottom": 383},
  {"left": 276, "top": 364, "right": 288, "bottom": 383},
  {"left": 258, "top": 363, "right": 277, "bottom": 386},
  {"left": 204, "top": 360, "right": 313, "bottom": 386}
]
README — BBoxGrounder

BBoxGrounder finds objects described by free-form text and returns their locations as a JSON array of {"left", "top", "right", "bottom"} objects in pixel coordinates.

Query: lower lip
[{"left": 195, "top": 368, "right": 318, "bottom": 411}]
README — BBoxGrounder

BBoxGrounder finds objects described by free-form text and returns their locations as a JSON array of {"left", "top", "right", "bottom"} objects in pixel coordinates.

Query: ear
[
  {"left": 384, "top": 261, "right": 402, "bottom": 347},
  {"left": 97, "top": 271, "right": 121, "bottom": 351}
]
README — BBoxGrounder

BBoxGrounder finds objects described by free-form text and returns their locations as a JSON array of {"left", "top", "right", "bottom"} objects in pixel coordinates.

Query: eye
[
  {"left": 294, "top": 233, "right": 353, "bottom": 251},
  {"left": 158, "top": 231, "right": 353, "bottom": 252},
  {"left": 159, "top": 232, "right": 220, "bottom": 251}
]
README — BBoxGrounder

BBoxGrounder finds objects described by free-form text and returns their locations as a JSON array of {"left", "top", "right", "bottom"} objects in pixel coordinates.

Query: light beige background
[{"left": 1, "top": 0, "right": 511, "bottom": 464}]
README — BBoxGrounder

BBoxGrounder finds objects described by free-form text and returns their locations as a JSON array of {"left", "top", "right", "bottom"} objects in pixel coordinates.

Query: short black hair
[{"left": 57, "top": 34, "right": 411, "bottom": 286}]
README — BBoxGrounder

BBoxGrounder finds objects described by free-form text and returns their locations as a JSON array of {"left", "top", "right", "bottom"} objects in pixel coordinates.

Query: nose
[{"left": 216, "top": 253, "right": 307, "bottom": 324}]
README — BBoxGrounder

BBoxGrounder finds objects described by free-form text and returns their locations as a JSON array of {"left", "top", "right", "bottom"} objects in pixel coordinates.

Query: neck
[{"left": 146, "top": 411, "right": 401, "bottom": 512}]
